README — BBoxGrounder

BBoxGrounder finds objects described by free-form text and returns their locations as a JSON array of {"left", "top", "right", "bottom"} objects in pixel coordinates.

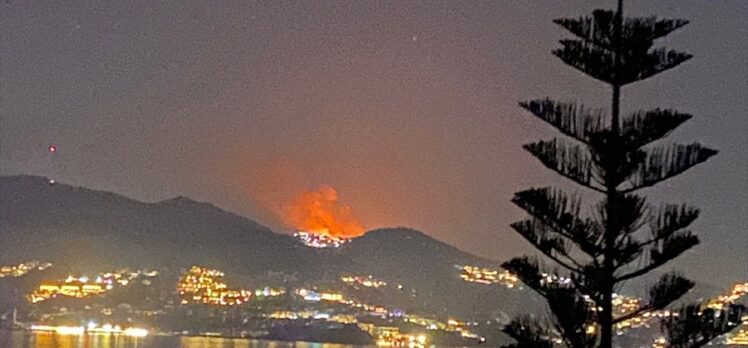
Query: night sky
[{"left": 1, "top": 1, "right": 746, "bottom": 287}]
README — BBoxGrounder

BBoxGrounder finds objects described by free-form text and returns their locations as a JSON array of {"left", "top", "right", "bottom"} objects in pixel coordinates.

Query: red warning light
[{"left": 48, "top": 145, "right": 57, "bottom": 153}]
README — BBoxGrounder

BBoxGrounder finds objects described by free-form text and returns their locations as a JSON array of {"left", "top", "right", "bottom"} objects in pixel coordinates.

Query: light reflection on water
[{"left": 0, "top": 331, "right": 371, "bottom": 348}]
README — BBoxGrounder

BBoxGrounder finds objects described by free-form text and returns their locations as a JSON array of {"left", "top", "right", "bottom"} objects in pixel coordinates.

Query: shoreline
[{"left": 1, "top": 328, "right": 379, "bottom": 347}]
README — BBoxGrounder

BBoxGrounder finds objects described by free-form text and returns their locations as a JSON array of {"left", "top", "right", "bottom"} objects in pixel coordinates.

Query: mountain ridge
[
  {"left": 0, "top": 175, "right": 480, "bottom": 255},
  {"left": 1, "top": 175, "right": 522, "bottom": 318}
]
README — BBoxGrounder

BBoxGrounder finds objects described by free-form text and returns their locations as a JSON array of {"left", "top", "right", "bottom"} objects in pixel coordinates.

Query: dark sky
[{"left": 1, "top": 1, "right": 746, "bottom": 287}]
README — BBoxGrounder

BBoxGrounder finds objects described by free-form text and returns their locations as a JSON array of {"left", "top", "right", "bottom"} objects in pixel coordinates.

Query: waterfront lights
[
  {"left": 30, "top": 324, "right": 148, "bottom": 337},
  {"left": 57, "top": 326, "right": 85, "bottom": 335},
  {"left": 123, "top": 327, "right": 149, "bottom": 337}
]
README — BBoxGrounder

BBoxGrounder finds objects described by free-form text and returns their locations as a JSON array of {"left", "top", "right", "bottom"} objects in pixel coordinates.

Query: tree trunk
[
  {"left": 600, "top": 191, "right": 617, "bottom": 348},
  {"left": 602, "top": 2, "right": 623, "bottom": 345}
]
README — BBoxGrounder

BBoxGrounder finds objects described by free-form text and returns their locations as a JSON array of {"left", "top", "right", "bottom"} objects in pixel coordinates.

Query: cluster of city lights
[
  {"left": 28, "top": 269, "right": 157, "bottom": 303},
  {"left": 294, "top": 231, "right": 349, "bottom": 248},
  {"left": 457, "top": 262, "right": 747, "bottom": 346},
  {"left": 341, "top": 275, "right": 387, "bottom": 288},
  {"left": 406, "top": 316, "right": 484, "bottom": 342},
  {"left": 707, "top": 282, "right": 748, "bottom": 311},
  {"left": 177, "top": 266, "right": 251, "bottom": 306},
  {"left": 705, "top": 282, "right": 748, "bottom": 346},
  {"left": 18, "top": 261, "right": 742, "bottom": 347},
  {"left": 300, "top": 287, "right": 387, "bottom": 316},
  {"left": 457, "top": 265, "right": 519, "bottom": 288},
  {"left": 268, "top": 310, "right": 357, "bottom": 324},
  {"left": 297, "top": 288, "right": 345, "bottom": 302},
  {"left": 619, "top": 282, "right": 748, "bottom": 347},
  {"left": 626, "top": 282, "right": 748, "bottom": 334},
  {"left": 358, "top": 324, "right": 429, "bottom": 348},
  {"left": 0, "top": 261, "right": 52, "bottom": 278},
  {"left": 654, "top": 318, "right": 748, "bottom": 347},
  {"left": 458, "top": 263, "right": 748, "bottom": 345},
  {"left": 297, "top": 287, "right": 486, "bottom": 344}
]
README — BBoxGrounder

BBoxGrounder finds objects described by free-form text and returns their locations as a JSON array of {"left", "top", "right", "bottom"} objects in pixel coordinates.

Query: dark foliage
[
  {"left": 501, "top": 1, "right": 740, "bottom": 347},
  {"left": 662, "top": 304, "right": 746, "bottom": 348}
]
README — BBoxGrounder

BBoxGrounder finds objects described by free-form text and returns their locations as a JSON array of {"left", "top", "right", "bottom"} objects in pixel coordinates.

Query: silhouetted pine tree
[{"left": 501, "top": 1, "right": 744, "bottom": 347}]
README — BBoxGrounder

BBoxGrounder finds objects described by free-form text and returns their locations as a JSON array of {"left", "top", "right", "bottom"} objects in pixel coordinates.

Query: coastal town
[{"left": 1, "top": 260, "right": 746, "bottom": 346}]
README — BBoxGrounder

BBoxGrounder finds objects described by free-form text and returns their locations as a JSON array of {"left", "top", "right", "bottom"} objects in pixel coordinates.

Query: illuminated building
[
  {"left": 177, "top": 266, "right": 251, "bottom": 306},
  {"left": 82, "top": 283, "right": 104, "bottom": 294},
  {"left": 60, "top": 282, "right": 84, "bottom": 296},
  {"left": 38, "top": 282, "right": 60, "bottom": 293},
  {"left": 31, "top": 279, "right": 104, "bottom": 303},
  {"left": 29, "top": 268, "right": 156, "bottom": 303}
]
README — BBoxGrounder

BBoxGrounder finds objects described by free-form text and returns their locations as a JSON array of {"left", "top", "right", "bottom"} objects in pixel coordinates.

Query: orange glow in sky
[{"left": 285, "top": 186, "right": 365, "bottom": 239}]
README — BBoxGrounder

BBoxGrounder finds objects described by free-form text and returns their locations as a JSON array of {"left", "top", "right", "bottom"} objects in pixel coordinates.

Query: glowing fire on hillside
[{"left": 285, "top": 186, "right": 365, "bottom": 247}]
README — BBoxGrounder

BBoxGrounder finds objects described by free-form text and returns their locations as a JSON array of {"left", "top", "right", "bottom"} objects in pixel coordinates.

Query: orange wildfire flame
[{"left": 285, "top": 186, "right": 365, "bottom": 239}]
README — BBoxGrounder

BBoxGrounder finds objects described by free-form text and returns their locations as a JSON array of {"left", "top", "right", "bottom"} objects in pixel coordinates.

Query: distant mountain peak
[{"left": 156, "top": 195, "right": 204, "bottom": 206}]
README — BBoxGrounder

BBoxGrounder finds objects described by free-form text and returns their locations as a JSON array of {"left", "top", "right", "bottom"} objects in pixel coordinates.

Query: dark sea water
[{"left": 0, "top": 331, "right": 373, "bottom": 348}]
